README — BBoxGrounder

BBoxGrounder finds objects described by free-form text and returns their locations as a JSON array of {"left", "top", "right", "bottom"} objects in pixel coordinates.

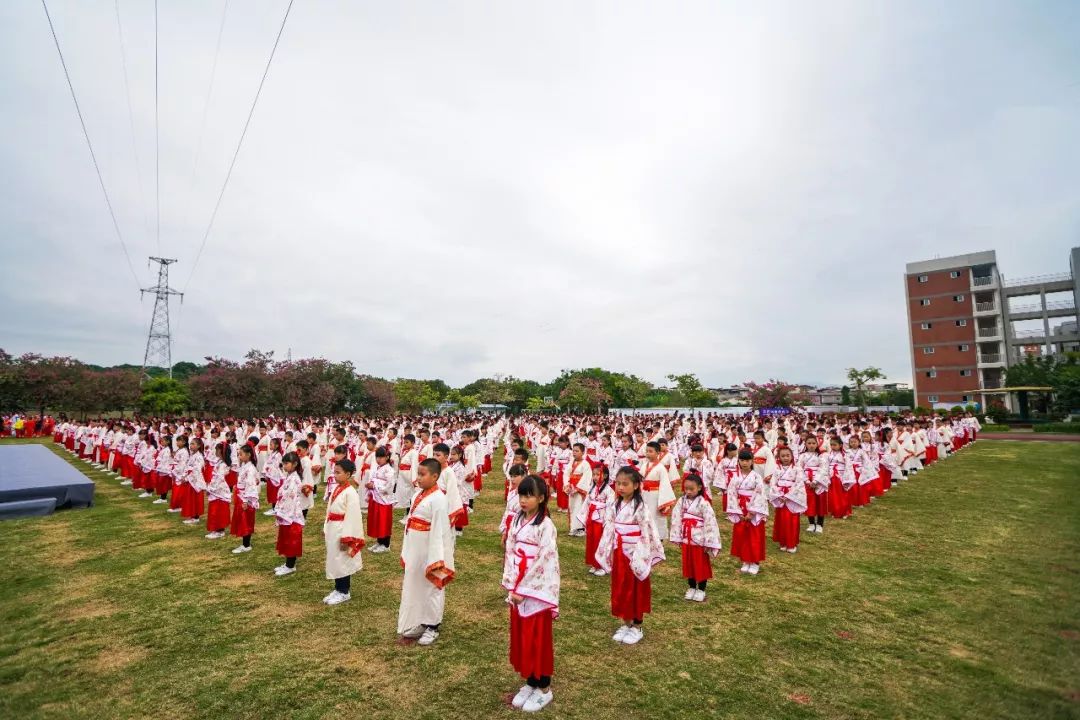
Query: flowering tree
[
  {"left": 559, "top": 377, "right": 612, "bottom": 411},
  {"left": 744, "top": 379, "right": 798, "bottom": 410}
]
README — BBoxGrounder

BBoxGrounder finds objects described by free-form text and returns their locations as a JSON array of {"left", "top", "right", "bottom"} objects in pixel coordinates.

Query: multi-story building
[{"left": 904, "top": 248, "right": 1079, "bottom": 409}]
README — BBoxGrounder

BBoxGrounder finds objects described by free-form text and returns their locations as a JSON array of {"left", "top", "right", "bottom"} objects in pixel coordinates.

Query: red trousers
[
  {"left": 509, "top": 605, "right": 554, "bottom": 680},
  {"left": 771, "top": 506, "right": 801, "bottom": 548}
]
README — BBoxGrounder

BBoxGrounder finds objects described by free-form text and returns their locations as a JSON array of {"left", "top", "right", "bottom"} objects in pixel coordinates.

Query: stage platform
[{"left": 0, "top": 444, "right": 95, "bottom": 519}]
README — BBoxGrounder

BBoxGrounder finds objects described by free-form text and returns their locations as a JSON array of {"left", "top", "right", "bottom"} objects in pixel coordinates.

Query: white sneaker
[
  {"left": 612, "top": 625, "right": 631, "bottom": 642},
  {"left": 747, "top": 564, "right": 760, "bottom": 575},
  {"left": 152, "top": 498, "right": 167, "bottom": 504},
  {"left": 166, "top": 508, "right": 181, "bottom": 513},
  {"left": 684, "top": 588, "right": 696, "bottom": 601},
  {"left": 369, "top": 544, "right": 387, "bottom": 554},
  {"left": 275, "top": 565, "right": 296, "bottom": 577},
  {"left": 326, "top": 591, "right": 351, "bottom": 606},
  {"left": 232, "top": 545, "right": 251, "bottom": 554},
  {"left": 182, "top": 518, "right": 199, "bottom": 525},
  {"left": 594, "top": 569, "right": 607, "bottom": 577},
  {"left": 779, "top": 546, "right": 788, "bottom": 552},
  {"left": 138, "top": 491, "right": 153, "bottom": 498},
  {"left": 323, "top": 591, "right": 338, "bottom": 604},
  {"left": 417, "top": 628, "right": 439, "bottom": 646},
  {"left": 787, "top": 546, "right": 797, "bottom": 554},
  {"left": 263, "top": 508, "right": 277, "bottom": 516},
  {"left": 120, "top": 480, "right": 132, "bottom": 486},
  {"left": 740, "top": 563, "right": 750, "bottom": 573},
  {"left": 512, "top": 685, "right": 536, "bottom": 709},
  {"left": 693, "top": 589, "right": 706, "bottom": 602},
  {"left": 204, "top": 531, "right": 224, "bottom": 539},
  {"left": 622, "top": 626, "right": 643, "bottom": 645},
  {"left": 402, "top": 625, "right": 424, "bottom": 639},
  {"left": 523, "top": 690, "right": 553, "bottom": 712},
  {"left": 454, "top": 529, "right": 463, "bottom": 537},
  {"left": 815, "top": 525, "right": 824, "bottom": 533}
]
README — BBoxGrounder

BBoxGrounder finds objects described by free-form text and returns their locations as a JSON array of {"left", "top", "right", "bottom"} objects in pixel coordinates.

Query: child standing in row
[
  {"left": 581, "top": 465, "right": 615, "bottom": 576},
  {"left": 503, "top": 475, "right": 560, "bottom": 712},
  {"left": 323, "top": 459, "right": 365, "bottom": 605},
  {"left": 595, "top": 467, "right": 665, "bottom": 645},
  {"left": 274, "top": 452, "right": 306, "bottom": 577},
  {"left": 231, "top": 445, "right": 259, "bottom": 554},
  {"left": 727, "top": 449, "right": 769, "bottom": 575},
  {"left": 668, "top": 473, "right": 721, "bottom": 601},
  {"left": 769, "top": 447, "right": 806, "bottom": 553}
]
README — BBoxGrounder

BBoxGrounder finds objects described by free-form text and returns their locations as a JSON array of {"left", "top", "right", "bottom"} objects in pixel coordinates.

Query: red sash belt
[
  {"left": 399, "top": 464, "right": 412, "bottom": 470},
  {"left": 326, "top": 512, "right": 346, "bottom": 521},
  {"left": 642, "top": 480, "right": 660, "bottom": 491},
  {"left": 407, "top": 517, "right": 431, "bottom": 532}
]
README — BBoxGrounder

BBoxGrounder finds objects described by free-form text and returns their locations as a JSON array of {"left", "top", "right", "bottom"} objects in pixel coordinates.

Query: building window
[
  {"left": 961, "top": 395, "right": 970, "bottom": 403},
  {"left": 950, "top": 271, "right": 960, "bottom": 279},
  {"left": 926, "top": 370, "right": 937, "bottom": 378},
  {"left": 921, "top": 322, "right": 932, "bottom": 330},
  {"left": 928, "top": 395, "right": 939, "bottom": 403},
  {"left": 923, "top": 347, "right": 935, "bottom": 355},
  {"left": 960, "top": 369, "right": 972, "bottom": 377},
  {"left": 956, "top": 319, "right": 967, "bottom": 327},
  {"left": 959, "top": 344, "right": 969, "bottom": 351},
  {"left": 918, "top": 275, "right": 929, "bottom": 283},
  {"left": 920, "top": 299, "right": 931, "bottom": 306},
  {"left": 954, "top": 294, "right": 965, "bottom": 302}
]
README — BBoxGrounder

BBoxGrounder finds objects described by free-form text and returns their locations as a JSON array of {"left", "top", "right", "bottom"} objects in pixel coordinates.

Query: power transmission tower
[{"left": 141, "top": 257, "right": 184, "bottom": 379}]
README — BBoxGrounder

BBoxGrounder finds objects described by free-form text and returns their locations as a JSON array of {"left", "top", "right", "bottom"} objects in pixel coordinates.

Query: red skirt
[
  {"left": 680, "top": 543, "right": 713, "bottom": 581},
  {"left": 828, "top": 475, "right": 851, "bottom": 518},
  {"left": 805, "top": 486, "right": 827, "bottom": 517},
  {"left": 453, "top": 500, "right": 470, "bottom": 530},
  {"left": 771, "top": 506, "right": 800, "bottom": 548},
  {"left": 473, "top": 472, "right": 483, "bottom": 492},
  {"left": 182, "top": 488, "right": 205, "bottom": 519},
  {"left": 556, "top": 472, "right": 569, "bottom": 511},
  {"left": 584, "top": 516, "right": 603, "bottom": 569},
  {"left": 131, "top": 467, "right": 143, "bottom": 490},
  {"left": 509, "top": 605, "right": 554, "bottom": 680},
  {"left": 155, "top": 472, "right": 172, "bottom": 497},
  {"left": 230, "top": 502, "right": 256, "bottom": 537},
  {"left": 225, "top": 470, "right": 238, "bottom": 490},
  {"left": 170, "top": 481, "right": 187, "bottom": 510},
  {"left": 484, "top": 456, "right": 493, "bottom": 474},
  {"left": 925, "top": 445, "right": 938, "bottom": 465},
  {"left": 610, "top": 547, "right": 651, "bottom": 622},
  {"left": 731, "top": 519, "right": 766, "bottom": 563},
  {"left": 276, "top": 522, "right": 303, "bottom": 557},
  {"left": 207, "top": 498, "right": 231, "bottom": 532},
  {"left": 853, "top": 482, "right": 871, "bottom": 507},
  {"left": 266, "top": 481, "right": 279, "bottom": 506},
  {"left": 366, "top": 500, "right": 393, "bottom": 539}
]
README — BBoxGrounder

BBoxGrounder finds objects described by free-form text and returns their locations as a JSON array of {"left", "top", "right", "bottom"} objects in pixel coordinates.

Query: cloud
[{"left": 1, "top": 0, "right": 1078, "bottom": 387}]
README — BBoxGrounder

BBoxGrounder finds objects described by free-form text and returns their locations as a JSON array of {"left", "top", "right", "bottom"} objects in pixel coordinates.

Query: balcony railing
[
  {"left": 1009, "top": 299, "right": 1076, "bottom": 314},
  {"left": 972, "top": 275, "right": 994, "bottom": 287},
  {"left": 979, "top": 354, "right": 1002, "bottom": 363},
  {"left": 982, "top": 379, "right": 1005, "bottom": 389},
  {"left": 1002, "top": 272, "right": 1072, "bottom": 287},
  {"left": 978, "top": 326, "right": 1000, "bottom": 338},
  {"left": 975, "top": 301, "right": 995, "bottom": 312},
  {"left": 1014, "top": 328, "right": 1045, "bottom": 339}
]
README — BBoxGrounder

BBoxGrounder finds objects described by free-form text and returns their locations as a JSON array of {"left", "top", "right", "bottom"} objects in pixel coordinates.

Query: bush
[
  {"left": 913, "top": 406, "right": 930, "bottom": 416},
  {"left": 935, "top": 408, "right": 949, "bottom": 417},
  {"left": 1032, "top": 423, "right": 1079, "bottom": 434},
  {"left": 982, "top": 424, "right": 1011, "bottom": 432}
]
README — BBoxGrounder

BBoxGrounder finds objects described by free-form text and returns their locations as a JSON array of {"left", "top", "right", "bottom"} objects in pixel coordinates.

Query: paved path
[{"left": 980, "top": 432, "right": 1080, "bottom": 442}]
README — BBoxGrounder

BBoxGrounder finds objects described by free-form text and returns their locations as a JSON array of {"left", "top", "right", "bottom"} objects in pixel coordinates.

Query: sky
[{"left": 1, "top": 1, "right": 1078, "bottom": 388}]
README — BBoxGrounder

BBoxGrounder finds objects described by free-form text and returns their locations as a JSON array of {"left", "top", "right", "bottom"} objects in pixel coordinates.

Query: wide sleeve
[
  {"left": 700, "top": 502, "right": 723, "bottom": 555},
  {"left": 509, "top": 521, "right": 561, "bottom": 617},
  {"left": 631, "top": 505, "right": 666, "bottom": 580},
  {"left": 424, "top": 495, "right": 456, "bottom": 589},
  {"left": 339, "top": 489, "right": 366, "bottom": 557},
  {"left": 658, "top": 468, "right": 677, "bottom": 515},
  {"left": 668, "top": 500, "right": 685, "bottom": 544},
  {"left": 725, "top": 483, "right": 743, "bottom": 524},
  {"left": 594, "top": 502, "right": 618, "bottom": 573}
]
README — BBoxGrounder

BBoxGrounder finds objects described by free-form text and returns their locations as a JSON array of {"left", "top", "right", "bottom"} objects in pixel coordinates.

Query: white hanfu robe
[
  {"left": 395, "top": 447, "right": 418, "bottom": 509},
  {"left": 769, "top": 464, "right": 808, "bottom": 514},
  {"left": 324, "top": 484, "right": 365, "bottom": 580},
  {"left": 595, "top": 498, "right": 666, "bottom": 579},
  {"left": 669, "top": 494, "right": 722, "bottom": 554},
  {"left": 501, "top": 514, "right": 560, "bottom": 618},
  {"left": 397, "top": 487, "right": 456, "bottom": 634},
  {"left": 565, "top": 460, "right": 592, "bottom": 534},
  {"left": 639, "top": 460, "right": 676, "bottom": 541}
]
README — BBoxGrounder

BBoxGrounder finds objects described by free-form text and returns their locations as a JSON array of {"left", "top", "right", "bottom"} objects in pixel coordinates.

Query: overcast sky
[{"left": 1, "top": 1, "right": 1078, "bottom": 387}]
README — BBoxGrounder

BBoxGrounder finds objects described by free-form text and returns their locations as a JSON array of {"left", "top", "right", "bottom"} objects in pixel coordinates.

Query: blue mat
[{"left": 0, "top": 444, "right": 95, "bottom": 518}]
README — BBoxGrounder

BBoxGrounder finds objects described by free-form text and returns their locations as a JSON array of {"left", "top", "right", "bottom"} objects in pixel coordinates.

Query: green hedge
[
  {"left": 1032, "top": 423, "right": 1080, "bottom": 434},
  {"left": 982, "top": 424, "right": 1011, "bottom": 432}
]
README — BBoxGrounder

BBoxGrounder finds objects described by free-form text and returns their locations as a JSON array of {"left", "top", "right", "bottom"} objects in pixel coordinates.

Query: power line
[
  {"left": 184, "top": 0, "right": 295, "bottom": 291},
  {"left": 182, "top": 0, "right": 230, "bottom": 247},
  {"left": 113, "top": 0, "right": 153, "bottom": 245},
  {"left": 41, "top": 0, "right": 141, "bottom": 289},
  {"left": 155, "top": 0, "right": 161, "bottom": 254}
]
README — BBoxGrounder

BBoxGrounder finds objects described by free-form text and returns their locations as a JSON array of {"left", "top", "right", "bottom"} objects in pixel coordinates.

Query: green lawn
[{"left": 0, "top": 438, "right": 1078, "bottom": 720}]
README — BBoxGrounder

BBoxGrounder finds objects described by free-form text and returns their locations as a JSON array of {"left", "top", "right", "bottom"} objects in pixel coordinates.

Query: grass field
[{"left": 0, "top": 438, "right": 1078, "bottom": 720}]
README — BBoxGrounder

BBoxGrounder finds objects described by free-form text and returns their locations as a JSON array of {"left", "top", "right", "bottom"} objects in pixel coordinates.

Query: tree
[
  {"left": 611, "top": 374, "right": 652, "bottom": 408},
  {"left": 558, "top": 377, "right": 611, "bottom": 411},
  {"left": 359, "top": 376, "right": 396, "bottom": 415},
  {"left": 140, "top": 377, "right": 191, "bottom": 415},
  {"left": 665, "top": 373, "right": 716, "bottom": 408},
  {"left": 744, "top": 379, "right": 798, "bottom": 410},
  {"left": 846, "top": 367, "right": 885, "bottom": 409},
  {"left": 840, "top": 385, "right": 852, "bottom": 405},
  {"left": 395, "top": 379, "right": 440, "bottom": 414},
  {"left": 525, "top": 396, "right": 547, "bottom": 411}
]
